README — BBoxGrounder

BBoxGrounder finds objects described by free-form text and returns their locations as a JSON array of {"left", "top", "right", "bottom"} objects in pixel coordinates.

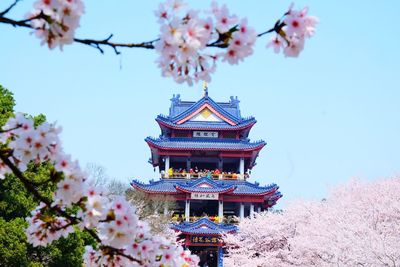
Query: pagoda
[{"left": 131, "top": 86, "right": 282, "bottom": 267}]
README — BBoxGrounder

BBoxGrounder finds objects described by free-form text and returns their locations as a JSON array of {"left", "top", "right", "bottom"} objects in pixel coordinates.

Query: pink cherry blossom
[
  {"left": 28, "top": 0, "right": 84, "bottom": 49},
  {"left": 26, "top": 203, "right": 74, "bottom": 247},
  {"left": 283, "top": 36, "right": 305, "bottom": 57},
  {"left": 212, "top": 1, "right": 238, "bottom": 33},
  {"left": 267, "top": 36, "right": 284, "bottom": 54},
  {"left": 0, "top": 160, "right": 11, "bottom": 179},
  {"left": 154, "top": 1, "right": 259, "bottom": 85},
  {"left": 266, "top": 3, "right": 318, "bottom": 58}
]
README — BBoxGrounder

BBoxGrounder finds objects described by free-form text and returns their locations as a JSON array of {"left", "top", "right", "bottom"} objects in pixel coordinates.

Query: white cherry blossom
[
  {"left": 267, "top": 36, "right": 284, "bottom": 54},
  {"left": 0, "top": 160, "right": 11, "bottom": 179},
  {"left": 28, "top": 0, "right": 84, "bottom": 49}
]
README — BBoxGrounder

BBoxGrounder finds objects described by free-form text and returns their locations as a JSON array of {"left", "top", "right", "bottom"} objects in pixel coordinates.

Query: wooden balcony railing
[
  {"left": 171, "top": 215, "right": 240, "bottom": 224},
  {"left": 160, "top": 172, "right": 249, "bottom": 180}
]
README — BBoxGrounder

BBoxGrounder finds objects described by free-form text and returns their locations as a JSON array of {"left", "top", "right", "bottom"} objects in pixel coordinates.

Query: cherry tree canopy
[{"left": 224, "top": 177, "right": 400, "bottom": 267}]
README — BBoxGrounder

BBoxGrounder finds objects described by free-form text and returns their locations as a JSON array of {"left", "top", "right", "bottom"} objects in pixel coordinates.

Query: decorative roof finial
[{"left": 203, "top": 81, "right": 208, "bottom": 97}]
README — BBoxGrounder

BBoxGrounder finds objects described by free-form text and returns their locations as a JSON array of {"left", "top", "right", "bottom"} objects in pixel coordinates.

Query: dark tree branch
[
  {"left": 0, "top": 15, "right": 31, "bottom": 28},
  {"left": 0, "top": 12, "right": 282, "bottom": 53},
  {"left": 0, "top": 125, "right": 20, "bottom": 133},
  {"left": 0, "top": 0, "right": 20, "bottom": 17},
  {"left": 74, "top": 35, "right": 158, "bottom": 55}
]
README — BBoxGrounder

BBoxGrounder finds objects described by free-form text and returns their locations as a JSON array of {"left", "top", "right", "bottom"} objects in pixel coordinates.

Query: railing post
[
  {"left": 165, "top": 156, "right": 170, "bottom": 178},
  {"left": 185, "top": 200, "right": 190, "bottom": 222},
  {"left": 239, "top": 157, "right": 244, "bottom": 180},
  {"left": 163, "top": 205, "right": 168, "bottom": 215},
  {"left": 186, "top": 157, "right": 191, "bottom": 172},
  {"left": 240, "top": 202, "right": 244, "bottom": 220},
  {"left": 218, "top": 200, "right": 223, "bottom": 222}
]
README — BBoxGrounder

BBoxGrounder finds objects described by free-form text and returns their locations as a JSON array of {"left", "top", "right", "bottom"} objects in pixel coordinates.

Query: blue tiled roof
[
  {"left": 145, "top": 137, "right": 266, "bottom": 151},
  {"left": 167, "top": 94, "right": 247, "bottom": 124},
  {"left": 171, "top": 217, "right": 237, "bottom": 235},
  {"left": 156, "top": 115, "right": 256, "bottom": 130},
  {"left": 175, "top": 177, "right": 236, "bottom": 193},
  {"left": 131, "top": 178, "right": 279, "bottom": 196},
  {"left": 269, "top": 191, "right": 283, "bottom": 202}
]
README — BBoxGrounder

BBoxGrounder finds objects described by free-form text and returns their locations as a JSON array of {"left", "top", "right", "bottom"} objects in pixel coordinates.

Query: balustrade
[
  {"left": 160, "top": 171, "right": 249, "bottom": 180},
  {"left": 171, "top": 215, "right": 239, "bottom": 224}
]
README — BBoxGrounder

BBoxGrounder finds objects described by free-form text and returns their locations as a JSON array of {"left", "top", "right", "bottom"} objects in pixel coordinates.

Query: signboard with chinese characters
[
  {"left": 193, "top": 131, "right": 218, "bottom": 138},
  {"left": 190, "top": 236, "right": 220, "bottom": 245},
  {"left": 191, "top": 192, "right": 219, "bottom": 200}
]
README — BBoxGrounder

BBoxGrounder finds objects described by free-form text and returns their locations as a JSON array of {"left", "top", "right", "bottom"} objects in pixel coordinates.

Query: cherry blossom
[
  {"left": 155, "top": 1, "right": 259, "bottom": 85},
  {"left": 266, "top": 3, "right": 318, "bottom": 58},
  {"left": 27, "top": 0, "right": 84, "bottom": 49},
  {"left": 266, "top": 36, "right": 284, "bottom": 54},
  {"left": 154, "top": 1, "right": 318, "bottom": 85},
  {"left": 26, "top": 203, "right": 74, "bottom": 247},
  {"left": 221, "top": 18, "right": 256, "bottom": 65},
  {"left": 211, "top": 2, "right": 238, "bottom": 34},
  {"left": 0, "top": 160, "right": 11, "bottom": 179},
  {"left": 79, "top": 186, "right": 109, "bottom": 228}
]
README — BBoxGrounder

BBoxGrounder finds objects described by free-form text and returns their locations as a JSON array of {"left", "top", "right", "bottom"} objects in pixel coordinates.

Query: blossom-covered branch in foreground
[
  {"left": 0, "top": 113, "right": 198, "bottom": 267},
  {"left": 0, "top": 0, "right": 318, "bottom": 85}
]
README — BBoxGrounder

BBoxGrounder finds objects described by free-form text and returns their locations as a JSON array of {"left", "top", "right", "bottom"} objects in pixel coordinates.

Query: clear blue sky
[{"left": 1, "top": 1, "right": 399, "bottom": 207}]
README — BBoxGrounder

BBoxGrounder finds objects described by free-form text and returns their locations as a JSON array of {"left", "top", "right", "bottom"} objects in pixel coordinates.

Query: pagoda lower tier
[
  {"left": 131, "top": 176, "right": 282, "bottom": 222},
  {"left": 170, "top": 217, "right": 237, "bottom": 266}
]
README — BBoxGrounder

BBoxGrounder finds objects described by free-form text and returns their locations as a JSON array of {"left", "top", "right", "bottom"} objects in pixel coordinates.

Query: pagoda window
[
  {"left": 223, "top": 132, "right": 236, "bottom": 139},
  {"left": 169, "top": 157, "right": 188, "bottom": 173},
  {"left": 190, "top": 200, "right": 218, "bottom": 218},
  {"left": 172, "top": 201, "right": 186, "bottom": 219},
  {"left": 224, "top": 202, "right": 241, "bottom": 220},
  {"left": 190, "top": 161, "right": 218, "bottom": 172},
  {"left": 223, "top": 160, "right": 240, "bottom": 173},
  {"left": 174, "top": 130, "right": 188, "bottom": 138}
]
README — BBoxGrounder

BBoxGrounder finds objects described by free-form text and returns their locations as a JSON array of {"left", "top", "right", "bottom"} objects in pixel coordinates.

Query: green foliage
[
  {"left": 0, "top": 218, "right": 29, "bottom": 267},
  {"left": 0, "top": 84, "right": 15, "bottom": 126},
  {"left": 0, "top": 84, "right": 96, "bottom": 266},
  {"left": 0, "top": 175, "right": 37, "bottom": 221}
]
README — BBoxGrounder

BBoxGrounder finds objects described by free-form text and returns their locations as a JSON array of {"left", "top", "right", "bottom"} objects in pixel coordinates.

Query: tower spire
[{"left": 203, "top": 81, "right": 208, "bottom": 97}]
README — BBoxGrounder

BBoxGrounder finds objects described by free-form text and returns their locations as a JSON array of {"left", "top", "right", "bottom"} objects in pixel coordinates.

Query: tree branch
[
  {"left": 0, "top": 0, "right": 20, "bottom": 17},
  {"left": 74, "top": 35, "right": 158, "bottom": 55},
  {"left": 0, "top": 125, "right": 20, "bottom": 133},
  {"left": 0, "top": 13, "right": 282, "bottom": 54}
]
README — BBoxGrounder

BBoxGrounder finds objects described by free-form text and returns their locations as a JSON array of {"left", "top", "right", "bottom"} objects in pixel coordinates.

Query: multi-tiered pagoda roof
[{"left": 146, "top": 93, "right": 266, "bottom": 170}]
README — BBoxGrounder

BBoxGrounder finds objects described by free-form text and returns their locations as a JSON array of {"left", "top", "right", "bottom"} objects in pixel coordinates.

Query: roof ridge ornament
[{"left": 203, "top": 81, "right": 208, "bottom": 97}]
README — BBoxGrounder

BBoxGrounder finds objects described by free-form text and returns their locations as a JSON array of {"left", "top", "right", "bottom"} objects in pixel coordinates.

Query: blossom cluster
[
  {"left": 26, "top": 203, "right": 74, "bottom": 247},
  {"left": 27, "top": 0, "right": 84, "bottom": 49},
  {"left": 154, "top": 0, "right": 257, "bottom": 85},
  {"left": 267, "top": 4, "right": 318, "bottom": 57},
  {"left": 0, "top": 113, "right": 198, "bottom": 267}
]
